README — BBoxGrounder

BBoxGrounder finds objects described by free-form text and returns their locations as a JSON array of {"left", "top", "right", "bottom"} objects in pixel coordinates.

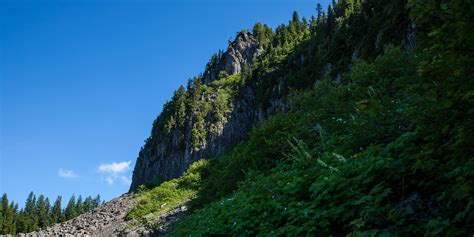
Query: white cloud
[
  {"left": 98, "top": 161, "right": 132, "bottom": 186},
  {"left": 98, "top": 161, "right": 131, "bottom": 174},
  {"left": 58, "top": 168, "right": 78, "bottom": 178},
  {"left": 105, "top": 177, "right": 114, "bottom": 185},
  {"left": 120, "top": 176, "right": 131, "bottom": 185}
]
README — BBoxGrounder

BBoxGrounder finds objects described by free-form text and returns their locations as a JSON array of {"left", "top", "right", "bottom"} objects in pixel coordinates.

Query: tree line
[{"left": 0, "top": 192, "right": 104, "bottom": 235}]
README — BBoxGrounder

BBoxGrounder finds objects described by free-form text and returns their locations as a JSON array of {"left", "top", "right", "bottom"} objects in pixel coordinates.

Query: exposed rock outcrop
[
  {"left": 404, "top": 21, "right": 417, "bottom": 52},
  {"left": 202, "top": 31, "right": 263, "bottom": 83},
  {"left": 129, "top": 31, "right": 266, "bottom": 191}
]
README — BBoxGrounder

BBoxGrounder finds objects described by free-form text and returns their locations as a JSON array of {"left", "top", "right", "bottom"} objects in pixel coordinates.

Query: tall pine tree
[
  {"left": 36, "top": 195, "right": 49, "bottom": 229},
  {"left": 64, "top": 195, "right": 76, "bottom": 220},
  {"left": 50, "top": 196, "right": 62, "bottom": 224}
]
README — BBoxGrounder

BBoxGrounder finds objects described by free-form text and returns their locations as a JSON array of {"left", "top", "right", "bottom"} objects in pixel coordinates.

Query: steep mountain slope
[
  {"left": 128, "top": 0, "right": 473, "bottom": 236},
  {"left": 130, "top": 0, "right": 413, "bottom": 191},
  {"left": 9, "top": 0, "right": 472, "bottom": 236},
  {"left": 130, "top": 31, "right": 266, "bottom": 191}
]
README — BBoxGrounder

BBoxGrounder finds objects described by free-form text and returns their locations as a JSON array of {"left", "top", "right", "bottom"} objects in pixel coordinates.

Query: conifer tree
[
  {"left": 92, "top": 195, "right": 101, "bottom": 209},
  {"left": 0, "top": 194, "right": 4, "bottom": 232},
  {"left": 173, "top": 86, "right": 187, "bottom": 129},
  {"left": 316, "top": 3, "right": 324, "bottom": 25},
  {"left": 1, "top": 194, "right": 14, "bottom": 235},
  {"left": 50, "top": 196, "right": 62, "bottom": 224},
  {"left": 292, "top": 11, "right": 300, "bottom": 23},
  {"left": 44, "top": 197, "right": 51, "bottom": 222},
  {"left": 23, "top": 192, "right": 37, "bottom": 232},
  {"left": 1, "top": 194, "right": 8, "bottom": 234},
  {"left": 75, "top": 195, "right": 83, "bottom": 215},
  {"left": 10, "top": 203, "right": 18, "bottom": 234},
  {"left": 252, "top": 22, "right": 273, "bottom": 49},
  {"left": 289, "top": 11, "right": 303, "bottom": 34},
  {"left": 64, "top": 195, "right": 76, "bottom": 220},
  {"left": 36, "top": 195, "right": 49, "bottom": 228},
  {"left": 326, "top": 5, "right": 336, "bottom": 38},
  {"left": 0, "top": 192, "right": 102, "bottom": 235},
  {"left": 83, "top": 196, "right": 92, "bottom": 213},
  {"left": 310, "top": 15, "right": 317, "bottom": 35}
]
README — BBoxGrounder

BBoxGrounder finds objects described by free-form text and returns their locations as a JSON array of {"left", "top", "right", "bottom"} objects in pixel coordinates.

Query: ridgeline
[{"left": 2, "top": 0, "right": 473, "bottom": 235}]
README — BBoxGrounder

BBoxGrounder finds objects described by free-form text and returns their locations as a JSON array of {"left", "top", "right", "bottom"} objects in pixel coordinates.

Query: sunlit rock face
[
  {"left": 202, "top": 30, "right": 263, "bottom": 84},
  {"left": 129, "top": 31, "right": 268, "bottom": 192}
]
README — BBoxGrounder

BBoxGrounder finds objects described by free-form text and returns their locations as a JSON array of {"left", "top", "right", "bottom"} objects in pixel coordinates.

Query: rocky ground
[{"left": 10, "top": 193, "right": 187, "bottom": 237}]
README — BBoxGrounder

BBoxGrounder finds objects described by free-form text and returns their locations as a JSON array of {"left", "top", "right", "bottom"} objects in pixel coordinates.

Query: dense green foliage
[
  {"left": 141, "top": 72, "right": 241, "bottom": 160},
  {"left": 0, "top": 192, "right": 103, "bottom": 235},
  {"left": 126, "top": 160, "right": 207, "bottom": 222},
  {"left": 131, "top": 0, "right": 473, "bottom": 235},
  {"left": 171, "top": 47, "right": 472, "bottom": 236}
]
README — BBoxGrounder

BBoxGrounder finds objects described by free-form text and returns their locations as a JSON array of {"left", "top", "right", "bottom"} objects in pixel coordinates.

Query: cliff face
[
  {"left": 129, "top": 31, "right": 266, "bottom": 191},
  {"left": 202, "top": 32, "right": 264, "bottom": 83},
  {"left": 130, "top": 13, "right": 413, "bottom": 192}
]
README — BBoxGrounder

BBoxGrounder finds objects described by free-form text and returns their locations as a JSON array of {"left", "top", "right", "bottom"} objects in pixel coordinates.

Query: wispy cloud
[
  {"left": 58, "top": 168, "right": 78, "bottom": 178},
  {"left": 98, "top": 161, "right": 131, "bottom": 174},
  {"left": 98, "top": 161, "right": 132, "bottom": 186},
  {"left": 120, "top": 176, "right": 131, "bottom": 185},
  {"left": 105, "top": 177, "right": 114, "bottom": 185}
]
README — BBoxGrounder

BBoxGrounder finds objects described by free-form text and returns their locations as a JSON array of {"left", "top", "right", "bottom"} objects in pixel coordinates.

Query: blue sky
[{"left": 0, "top": 0, "right": 328, "bottom": 206}]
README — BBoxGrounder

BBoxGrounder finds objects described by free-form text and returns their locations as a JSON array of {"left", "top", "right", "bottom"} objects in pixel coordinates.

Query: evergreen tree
[
  {"left": 23, "top": 192, "right": 37, "bottom": 232},
  {"left": 64, "top": 195, "right": 76, "bottom": 220},
  {"left": 1, "top": 194, "right": 8, "bottom": 234},
  {"left": 310, "top": 15, "right": 317, "bottom": 35},
  {"left": 0, "top": 194, "right": 4, "bottom": 232},
  {"left": 292, "top": 10, "right": 300, "bottom": 23},
  {"left": 274, "top": 24, "right": 290, "bottom": 46},
  {"left": 316, "top": 3, "right": 324, "bottom": 25},
  {"left": 50, "top": 196, "right": 62, "bottom": 224},
  {"left": 0, "top": 193, "right": 102, "bottom": 235},
  {"left": 174, "top": 86, "right": 187, "bottom": 129},
  {"left": 44, "top": 197, "right": 51, "bottom": 222},
  {"left": 1, "top": 194, "right": 14, "bottom": 235},
  {"left": 92, "top": 195, "right": 101, "bottom": 209},
  {"left": 36, "top": 195, "right": 49, "bottom": 228},
  {"left": 326, "top": 5, "right": 336, "bottom": 38},
  {"left": 252, "top": 22, "right": 273, "bottom": 49},
  {"left": 9, "top": 203, "right": 17, "bottom": 235},
  {"left": 75, "top": 195, "right": 83, "bottom": 215},
  {"left": 302, "top": 16, "right": 308, "bottom": 29},
  {"left": 290, "top": 11, "right": 303, "bottom": 34},
  {"left": 24, "top": 192, "right": 35, "bottom": 216},
  {"left": 83, "top": 196, "right": 92, "bottom": 213}
]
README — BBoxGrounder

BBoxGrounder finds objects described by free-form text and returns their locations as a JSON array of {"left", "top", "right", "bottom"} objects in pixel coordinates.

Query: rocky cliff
[
  {"left": 129, "top": 31, "right": 267, "bottom": 191},
  {"left": 130, "top": 10, "right": 416, "bottom": 191},
  {"left": 202, "top": 31, "right": 264, "bottom": 83}
]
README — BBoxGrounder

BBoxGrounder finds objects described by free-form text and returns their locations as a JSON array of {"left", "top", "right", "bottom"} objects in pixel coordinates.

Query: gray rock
[
  {"left": 129, "top": 30, "right": 269, "bottom": 192},
  {"left": 202, "top": 30, "right": 263, "bottom": 84},
  {"left": 404, "top": 21, "right": 417, "bottom": 52},
  {"left": 14, "top": 193, "right": 184, "bottom": 237}
]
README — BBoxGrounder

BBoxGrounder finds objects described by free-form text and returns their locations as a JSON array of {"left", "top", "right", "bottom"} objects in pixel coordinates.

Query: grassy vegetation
[
  {"left": 128, "top": 0, "right": 474, "bottom": 235},
  {"left": 126, "top": 160, "right": 208, "bottom": 222},
  {"left": 168, "top": 45, "right": 473, "bottom": 236}
]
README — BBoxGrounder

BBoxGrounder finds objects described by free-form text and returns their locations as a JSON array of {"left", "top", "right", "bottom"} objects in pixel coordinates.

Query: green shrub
[
  {"left": 126, "top": 160, "right": 208, "bottom": 221},
  {"left": 169, "top": 45, "right": 474, "bottom": 236}
]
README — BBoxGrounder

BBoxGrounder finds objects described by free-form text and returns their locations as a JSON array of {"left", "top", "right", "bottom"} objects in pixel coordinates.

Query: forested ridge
[
  {"left": 129, "top": 0, "right": 474, "bottom": 235},
  {"left": 2, "top": 0, "right": 473, "bottom": 235},
  {"left": 0, "top": 192, "right": 103, "bottom": 235}
]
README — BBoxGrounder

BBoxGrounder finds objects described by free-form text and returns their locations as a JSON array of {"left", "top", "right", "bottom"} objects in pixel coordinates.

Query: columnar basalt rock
[{"left": 129, "top": 31, "right": 266, "bottom": 192}]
